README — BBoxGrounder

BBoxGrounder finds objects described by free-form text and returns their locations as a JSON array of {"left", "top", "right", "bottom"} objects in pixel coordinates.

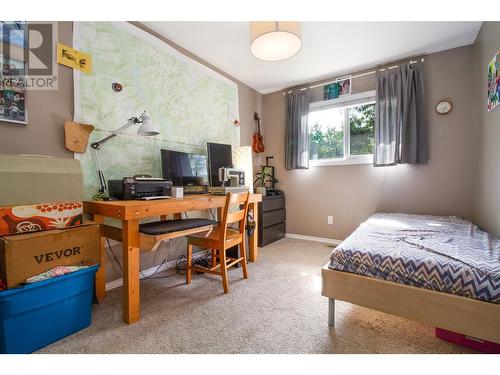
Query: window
[{"left": 308, "top": 91, "right": 375, "bottom": 166}]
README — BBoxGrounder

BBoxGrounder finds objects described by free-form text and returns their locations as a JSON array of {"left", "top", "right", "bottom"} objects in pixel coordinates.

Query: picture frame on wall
[
  {"left": 487, "top": 49, "right": 500, "bottom": 112},
  {"left": 324, "top": 76, "right": 352, "bottom": 100},
  {"left": 0, "top": 73, "right": 28, "bottom": 125},
  {"left": 1, "top": 21, "right": 28, "bottom": 125}
]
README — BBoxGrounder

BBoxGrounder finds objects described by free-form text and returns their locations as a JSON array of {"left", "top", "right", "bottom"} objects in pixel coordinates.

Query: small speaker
[{"left": 171, "top": 187, "right": 183, "bottom": 198}]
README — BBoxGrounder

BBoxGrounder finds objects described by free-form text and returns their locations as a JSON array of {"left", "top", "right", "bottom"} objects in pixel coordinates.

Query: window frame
[{"left": 308, "top": 90, "right": 376, "bottom": 167}]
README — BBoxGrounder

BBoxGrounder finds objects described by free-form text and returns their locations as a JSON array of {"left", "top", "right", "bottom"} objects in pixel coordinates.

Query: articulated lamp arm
[
  {"left": 90, "top": 116, "right": 140, "bottom": 151},
  {"left": 87, "top": 111, "right": 158, "bottom": 200},
  {"left": 89, "top": 116, "right": 142, "bottom": 198}
]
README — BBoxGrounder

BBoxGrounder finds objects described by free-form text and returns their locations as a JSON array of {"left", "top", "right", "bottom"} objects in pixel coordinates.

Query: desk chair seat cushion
[{"left": 139, "top": 218, "right": 217, "bottom": 235}]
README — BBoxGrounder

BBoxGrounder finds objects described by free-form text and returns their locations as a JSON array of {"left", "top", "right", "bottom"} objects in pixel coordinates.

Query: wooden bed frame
[{"left": 322, "top": 264, "right": 500, "bottom": 344}]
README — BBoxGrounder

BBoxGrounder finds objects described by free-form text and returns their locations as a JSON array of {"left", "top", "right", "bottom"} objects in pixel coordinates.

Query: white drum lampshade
[{"left": 250, "top": 22, "right": 302, "bottom": 61}]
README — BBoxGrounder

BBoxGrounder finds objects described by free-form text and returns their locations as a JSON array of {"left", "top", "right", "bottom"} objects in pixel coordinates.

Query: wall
[
  {"left": 0, "top": 21, "right": 263, "bottom": 283},
  {"left": 2, "top": 21, "right": 495, "bottom": 283},
  {"left": 74, "top": 22, "right": 242, "bottom": 200},
  {"left": 0, "top": 22, "right": 263, "bottom": 157},
  {"left": 0, "top": 22, "right": 73, "bottom": 157},
  {"left": 473, "top": 22, "right": 500, "bottom": 238},
  {"left": 262, "top": 45, "right": 477, "bottom": 240},
  {"left": 132, "top": 23, "right": 263, "bottom": 150}
]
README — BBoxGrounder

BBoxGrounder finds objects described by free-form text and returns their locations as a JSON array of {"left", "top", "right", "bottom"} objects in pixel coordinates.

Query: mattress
[{"left": 329, "top": 213, "right": 500, "bottom": 304}]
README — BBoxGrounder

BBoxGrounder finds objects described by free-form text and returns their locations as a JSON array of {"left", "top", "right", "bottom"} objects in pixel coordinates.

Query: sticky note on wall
[{"left": 57, "top": 43, "right": 92, "bottom": 73}]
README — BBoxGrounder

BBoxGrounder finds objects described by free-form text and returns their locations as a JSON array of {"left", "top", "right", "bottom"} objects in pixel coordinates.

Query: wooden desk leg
[
  {"left": 249, "top": 202, "right": 259, "bottom": 262},
  {"left": 122, "top": 219, "right": 140, "bottom": 324},
  {"left": 90, "top": 214, "right": 106, "bottom": 302}
]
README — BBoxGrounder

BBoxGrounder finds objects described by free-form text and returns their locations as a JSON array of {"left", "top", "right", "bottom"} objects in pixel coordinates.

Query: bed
[{"left": 321, "top": 213, "right": 500, "bottom": 344}]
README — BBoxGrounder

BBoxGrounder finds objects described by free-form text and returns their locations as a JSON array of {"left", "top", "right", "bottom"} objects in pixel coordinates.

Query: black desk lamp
[{"left": 90, "top": 111, "right": 159, "bottom": 199}]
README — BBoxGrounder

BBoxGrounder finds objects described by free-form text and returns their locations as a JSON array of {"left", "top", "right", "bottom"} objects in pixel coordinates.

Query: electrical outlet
[{"left": 327, "top": 216, "right": 333, "bottom": 225}]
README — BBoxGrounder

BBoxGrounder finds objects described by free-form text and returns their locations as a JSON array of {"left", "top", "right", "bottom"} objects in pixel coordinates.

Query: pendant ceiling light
[{"left": 250, "top": 21, "right": 302, "bottom": 61}]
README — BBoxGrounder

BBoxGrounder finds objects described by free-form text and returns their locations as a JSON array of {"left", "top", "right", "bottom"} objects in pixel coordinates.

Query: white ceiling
[{"left": 144, "top": 22, "right": 482, "bottom": 94}]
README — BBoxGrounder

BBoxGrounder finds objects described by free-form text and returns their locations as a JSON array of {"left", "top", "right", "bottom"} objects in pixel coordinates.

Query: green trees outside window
[
  {"left": 309, "top": 102, "right": 375, "bottom": 161},
  {"left": 350, "top": 103, "right": 375, "bottom": 156}
]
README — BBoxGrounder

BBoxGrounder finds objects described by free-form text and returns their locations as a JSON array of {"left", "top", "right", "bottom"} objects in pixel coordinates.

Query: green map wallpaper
[{"left": 73, "top": 22, "right": 240, "bottom": 199}]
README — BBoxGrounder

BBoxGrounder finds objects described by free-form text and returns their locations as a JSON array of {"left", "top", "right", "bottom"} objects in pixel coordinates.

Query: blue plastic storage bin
[{"left": 0, "top": 265, "right": 98, "bottom": 354}]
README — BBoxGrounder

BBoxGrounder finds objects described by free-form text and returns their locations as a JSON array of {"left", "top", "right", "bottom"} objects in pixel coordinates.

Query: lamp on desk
[
  {"left": 90, "top": 111, "right": 159, "bottom": 199},
  {"left": 233, "top": 146, "right": 254, "bottom": 193}
]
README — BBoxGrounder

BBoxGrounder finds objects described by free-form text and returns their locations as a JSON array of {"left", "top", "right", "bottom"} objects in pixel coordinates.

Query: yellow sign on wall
[{"left": 57, "top": 43, "right": 92, "bottom": 73}]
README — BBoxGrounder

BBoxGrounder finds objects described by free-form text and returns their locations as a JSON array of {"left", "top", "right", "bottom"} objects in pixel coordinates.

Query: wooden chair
[{"left": 186, "top": 192, "right": 250, "bottom": 293}]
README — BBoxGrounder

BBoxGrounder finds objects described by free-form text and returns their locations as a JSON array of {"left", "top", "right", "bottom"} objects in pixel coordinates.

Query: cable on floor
[
  {"left": 105, "top": 237, "right": 178, "bottom": 280},
  {"left": 106, "top": 238, "right": 122, "bottom": 271},
  {"left": 140, "top": 240, "right": 173, "bottom": 280},
  {"left": 175, "top": 249, "right": 212, "bottom": 274}
]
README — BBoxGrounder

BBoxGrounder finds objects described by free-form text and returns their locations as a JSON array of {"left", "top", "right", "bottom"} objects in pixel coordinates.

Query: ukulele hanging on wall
[{"left": 252, "top": 112, "right": 265, "bottom": 153}]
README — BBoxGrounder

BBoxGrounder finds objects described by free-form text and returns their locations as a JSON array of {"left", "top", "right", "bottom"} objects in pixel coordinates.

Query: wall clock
[{"left": 436, "top": 99, "right": 452, "bottom": 115}]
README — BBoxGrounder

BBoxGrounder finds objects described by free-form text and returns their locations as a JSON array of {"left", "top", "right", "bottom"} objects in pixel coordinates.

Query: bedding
[{"left": 329, "top": 213, "right": 500, "bottom": 304}]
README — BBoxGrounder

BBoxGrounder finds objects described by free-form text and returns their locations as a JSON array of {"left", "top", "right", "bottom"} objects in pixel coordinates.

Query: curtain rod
[{"left": 283, "top": 57, "right": 425, "bottom": 95}]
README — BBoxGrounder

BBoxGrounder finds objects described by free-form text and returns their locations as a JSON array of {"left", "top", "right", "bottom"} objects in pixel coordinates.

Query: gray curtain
[
  {"left": 285, "top": 89, "right": 311, "bottom": 170},
  {"left": 374, "top": 62, "right": 428, "bottom": 166}
]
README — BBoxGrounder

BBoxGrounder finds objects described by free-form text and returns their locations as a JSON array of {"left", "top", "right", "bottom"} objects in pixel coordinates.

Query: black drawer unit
[
  {"left": 258, "top": 195, "right": 286, "bottom": 247},
  {"left": 260, "top": 195, "right": 285, "bottom": 212},
  {"left": 262, "top": 209, "right": 286, "bottom": 228}
]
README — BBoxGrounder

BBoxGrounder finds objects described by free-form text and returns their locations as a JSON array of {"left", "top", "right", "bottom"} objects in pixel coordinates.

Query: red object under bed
[{"left": 435, "top": 328, "right": 500, "bottom": 354}]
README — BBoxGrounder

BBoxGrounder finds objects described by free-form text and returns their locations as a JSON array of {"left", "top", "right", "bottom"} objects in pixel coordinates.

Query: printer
[{"left": 108, "top": 176, "right": 172, "bottom": 200}]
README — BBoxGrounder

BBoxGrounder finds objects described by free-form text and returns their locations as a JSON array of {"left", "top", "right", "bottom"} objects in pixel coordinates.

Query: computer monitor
[
  {"left": 161, "top": 149, "right": 208, "bottom": 186},
  {"left": 207, "top": 142, "right": 233, "bottom": 187}
]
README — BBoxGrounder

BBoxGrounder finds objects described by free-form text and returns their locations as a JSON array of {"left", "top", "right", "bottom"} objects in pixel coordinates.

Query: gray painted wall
[
  {"left": 0, "top": 22, "right": 74, "bottom": 158},
  {"left": 262, "top": 45, "right": 477, "bottom": 240},
  {"left": 1, "top": 21, "right": 498, "bottom": 283},
  {"left": 473, "top": 22, "right": 500, "bottom": 238}
]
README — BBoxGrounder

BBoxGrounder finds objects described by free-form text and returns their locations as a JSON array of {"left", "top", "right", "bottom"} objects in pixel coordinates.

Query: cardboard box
[
  {"left": 0, "top": 223, "right": 100, "bottom": 289},
  {"left": 0, "top": 201, "right": 83, "bottom": 236}
]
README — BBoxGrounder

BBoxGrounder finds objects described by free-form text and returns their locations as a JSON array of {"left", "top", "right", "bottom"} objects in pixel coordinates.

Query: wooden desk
[{"left": 84, "top": 193, "right": 262, "bottom": 325}]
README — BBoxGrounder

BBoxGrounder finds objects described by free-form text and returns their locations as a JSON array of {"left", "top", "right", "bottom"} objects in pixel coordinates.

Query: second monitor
[
  {"left": 161, "top": 149, "right": 208, "bottom": 193},
  {"left": 207, "top": 142, "right": 233, "bottom": 187}
]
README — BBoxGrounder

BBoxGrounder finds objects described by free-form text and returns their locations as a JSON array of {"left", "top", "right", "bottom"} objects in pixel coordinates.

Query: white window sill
[{"left": 309, "top": 155, "right": 373, "bottom": 167}]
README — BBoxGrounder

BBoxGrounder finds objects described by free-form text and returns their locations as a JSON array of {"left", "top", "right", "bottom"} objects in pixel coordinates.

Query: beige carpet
[{"left": 39, "top": 238, "right": 475, "bottom": 354}]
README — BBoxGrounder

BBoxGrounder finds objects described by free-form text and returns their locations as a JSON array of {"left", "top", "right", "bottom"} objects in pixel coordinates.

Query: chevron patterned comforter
[{"left": 329, "top": 213, "right": 500, "bottom": 304}]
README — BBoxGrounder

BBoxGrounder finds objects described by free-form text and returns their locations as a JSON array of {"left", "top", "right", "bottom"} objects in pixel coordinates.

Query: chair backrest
[{"left": 220, "top": 192, "right": 250, "bottom": 242}]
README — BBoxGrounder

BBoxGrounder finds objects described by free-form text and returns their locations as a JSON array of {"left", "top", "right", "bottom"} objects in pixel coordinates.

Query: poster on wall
[
  {"left": 324, "top": 76, "right": 351, "bottom": 100},
  {"left": 0, "top": 21, "right": 28, "bottom": 124},
  {"left": 487, "top": 49, "right": 500, "bottom": 112},
  {"left": 73, "top": 22, "right": 240, "bottom": 199},
  {"left": 0, "top": 74, "right": 27, "bottom": 124}
]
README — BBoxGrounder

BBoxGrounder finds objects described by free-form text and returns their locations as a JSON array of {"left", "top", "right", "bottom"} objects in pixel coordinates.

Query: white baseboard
[
  {"left": 285, "top": 233, "right": 342, "bottom": 246},
  {"left": 105, "top": 252, "right": 204, "bottom": 291}
]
